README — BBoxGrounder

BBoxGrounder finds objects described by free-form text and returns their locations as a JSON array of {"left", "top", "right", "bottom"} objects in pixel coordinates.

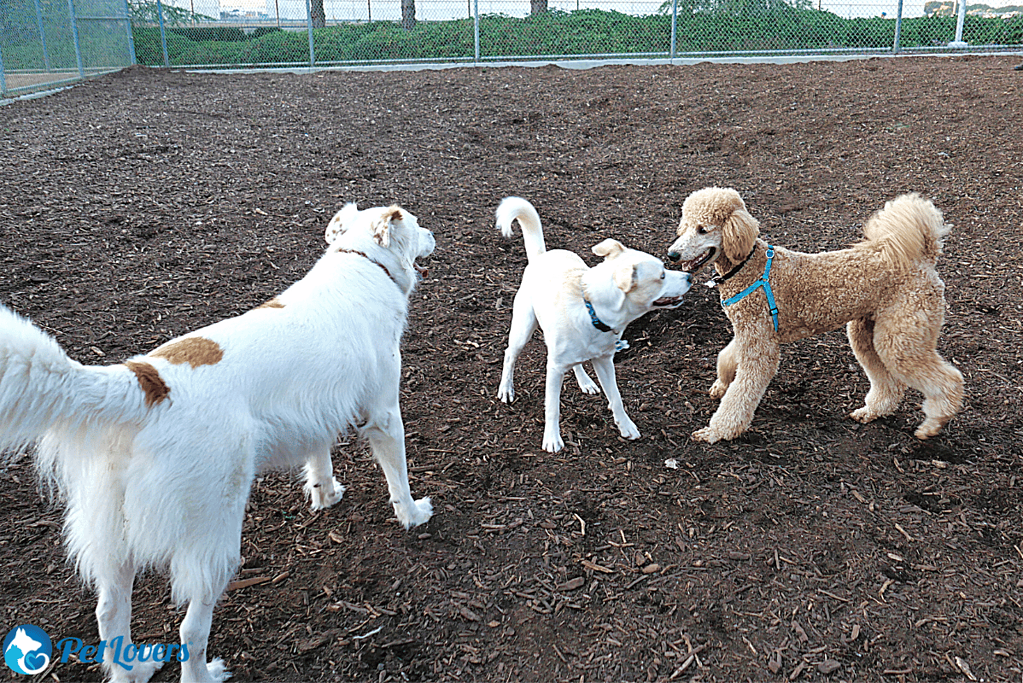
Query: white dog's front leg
[
  {"left": 543, "top": 361, "right": 567, "bottom": 452},
  {"left": 363, "top": 406, "right": 432, "bottom": 528},
  {"left": 590, "top": 356, "right": 640, "bottom": 440}
]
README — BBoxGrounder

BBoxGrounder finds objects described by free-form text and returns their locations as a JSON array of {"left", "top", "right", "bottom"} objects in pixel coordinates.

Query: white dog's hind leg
[
  {"left": 303, "top": 446, "right": 345, "bottom": 511},
  {"left": 572, "top": 364, "right": 600, "bottom": 395},
  {"left": 177, "top": 583, "right": 232, "bottom": 683},
  {"left": 363, "top": 402, "right": 432, "bottom": 529},
  {"left": 590, "top": 356, "right": 640, "bottom": 440},
  {"left": 96, "top": 562, "right": 165, "bottom": 683},
  {"left": 498, "top": 300, "right": 538, "bottom": 404},
  {"left": 542, "top": 362, "right": 568, "bottom": 452}
]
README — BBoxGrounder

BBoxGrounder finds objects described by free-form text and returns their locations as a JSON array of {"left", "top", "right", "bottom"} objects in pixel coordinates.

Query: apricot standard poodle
[{"left": 667, "top": 187, "right": 964, "bottom": 444}]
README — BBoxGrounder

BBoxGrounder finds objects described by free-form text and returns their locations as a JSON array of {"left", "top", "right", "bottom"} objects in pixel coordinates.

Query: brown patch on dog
[
  {"left": 150, "top": 337, "right": 224, "bottom": 368},
  {"left": 256, "top": 297, "right": 285, "bottom": 309},
  {"left": 123, "top": 361, "right": 170, "bottom": 407}
]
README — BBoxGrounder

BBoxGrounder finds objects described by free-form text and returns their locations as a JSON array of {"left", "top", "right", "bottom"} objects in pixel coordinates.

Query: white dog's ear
[
  {"left": 325, "top": 203, "right": 360, "bottom": 244},
  {"left": 592, "top": 239, "right": 626, "bottom": 260},
  {"left": 613, "top": 263, "right": 638, "bottom": 293},
  {"left": 372, "top": 207, "right": 403, "bottom": 247},
  {"left": 722, "top": 208, "right": 760, "bottom": 263}
]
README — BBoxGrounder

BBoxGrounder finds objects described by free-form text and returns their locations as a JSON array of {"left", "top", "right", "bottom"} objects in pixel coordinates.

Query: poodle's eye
[
  {"left": 660, "top": 271, "right": 666, "bottom": 280},
  {"left": 696, "top": 225, "right": 707, "bottom": 235}
]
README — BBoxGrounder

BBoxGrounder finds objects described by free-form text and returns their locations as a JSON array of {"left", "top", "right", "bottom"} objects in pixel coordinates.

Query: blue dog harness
[{"left": 721, "top": 245, "right": 780, "bottom": 331}]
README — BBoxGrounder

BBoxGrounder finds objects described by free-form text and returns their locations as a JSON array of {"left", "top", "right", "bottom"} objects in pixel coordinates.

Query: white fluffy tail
[
  {"left": 0, "top": 304, "right": 148, "bottom": 454},
  {"left": 496, "top": 197, "right": 547, "bottom": 264}
]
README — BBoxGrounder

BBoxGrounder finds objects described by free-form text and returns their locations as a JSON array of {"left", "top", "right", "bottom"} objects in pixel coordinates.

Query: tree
[
  {"left": 401, "top": 0, "right": 416, "bottom": 30},
  {"left": 310, "top": 0, "right": 325, "bottom": 28}
]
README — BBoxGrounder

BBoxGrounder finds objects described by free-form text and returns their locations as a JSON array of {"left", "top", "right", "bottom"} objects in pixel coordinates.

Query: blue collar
[
  {"left": 721, "top": 244, "right": 779, "bottom": 331},
  {"left": 584, "top": 299, "right": 613, "bottom": 332}
]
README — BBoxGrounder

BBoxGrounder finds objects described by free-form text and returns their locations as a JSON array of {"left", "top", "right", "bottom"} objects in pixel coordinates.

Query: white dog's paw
[
  {"left": 396, "top": 497, "right": 433, "bottom": 529},
  {"left": 306, "top": 477, "right": 346, "bottom": 511},
  {"left": 109, "top": 657, "right": 164, "bottom": 683},
  {"left": 709, "top": 380, "right": 729, "bottom": 399},
  {"left": 617, "top": 419, "right": 640, "bottom": 440},
  {"left": 542, "top": 427, "right": 564, "bottom": 453},
  {"left": 205, "top": 658, "right": 232, "bottom": 682},
  {"left": 576, "top": 374, "right": 600, "bottom": 395},
  {"left": 497, "top": 384, "right": 515, "bottom": 403}
]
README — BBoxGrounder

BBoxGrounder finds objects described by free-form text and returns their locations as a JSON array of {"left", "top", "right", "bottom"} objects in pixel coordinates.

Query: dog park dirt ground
[{"left": 1, "top": 55, "right": 1022, "bottom": 682}]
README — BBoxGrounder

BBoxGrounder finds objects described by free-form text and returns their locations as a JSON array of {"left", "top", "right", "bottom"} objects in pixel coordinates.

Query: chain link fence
[{"left": 3, "top": 0, "right": 1022, "bottom": 96}]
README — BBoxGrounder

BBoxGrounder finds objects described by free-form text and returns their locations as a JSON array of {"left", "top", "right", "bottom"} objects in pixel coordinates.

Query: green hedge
[{"left": 128, "top": 8, "right": 1023, "bottom": 67}]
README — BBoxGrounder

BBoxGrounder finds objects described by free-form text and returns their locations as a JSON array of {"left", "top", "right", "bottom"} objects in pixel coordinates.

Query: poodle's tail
[
  {"left": 0, "top": 304, "right": 154, "bottom": 456},
  {"left": 496, "top": 197, "right": 547, "bottom": 264},
  {"left": 861, "top": 193, "right": 949, "bottom": 270}
]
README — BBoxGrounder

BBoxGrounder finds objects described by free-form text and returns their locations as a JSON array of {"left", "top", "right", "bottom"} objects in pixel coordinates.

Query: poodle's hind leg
[
  {"left": 872, "top": 312, "right": 964, "bottom": 439},
  {"left": 709, "top": 338, "right": 739, "bottom": 399},
  {"left": 847, "top": 318, "right": 906, "bottom": 424}
]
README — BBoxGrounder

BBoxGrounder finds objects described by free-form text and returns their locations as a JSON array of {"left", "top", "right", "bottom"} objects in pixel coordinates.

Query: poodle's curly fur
[{"left": 668, "top": 187, "right": 964, "bottom": 444}]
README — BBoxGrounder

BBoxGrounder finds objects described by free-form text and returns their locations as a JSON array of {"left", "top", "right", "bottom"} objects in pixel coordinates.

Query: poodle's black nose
[{"left": 667, "top": 251, "right": 680, "bottom": 262}]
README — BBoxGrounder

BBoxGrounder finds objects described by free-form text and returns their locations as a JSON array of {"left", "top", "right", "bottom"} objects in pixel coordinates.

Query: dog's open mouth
[
  {"left": 414, "top": 263, "right": 429, "bottom": 279},
  {"left": 679, "top": 247, "right": 717, "bottom": 274},
  {"left": 653, "top": 296, "right": 683, "bottom": 308}
]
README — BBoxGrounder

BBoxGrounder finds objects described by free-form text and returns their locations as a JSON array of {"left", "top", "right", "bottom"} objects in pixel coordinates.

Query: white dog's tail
[
  {"left": 861, "top": 193, "right": 949, "bottom": 270},
  {"left": 0, "top": 305, "right": 150, "bottom": 455},
  {"left": 496, "top": 197, "right": 547, "bottom": 263}
]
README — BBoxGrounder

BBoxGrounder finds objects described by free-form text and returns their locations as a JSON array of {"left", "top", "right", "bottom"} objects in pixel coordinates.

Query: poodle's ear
[
  {"left": 722, "top": 208, "right": 760, "bottom": 263},
  {"left": 325, "top": 203, "right": 360, "bottom": 244},
  {"left": 613, "top": 263, "right": 638, "bottom": 293},
  {"left": 372, "top": 207, "right": 403, "bottom": 247},
  {"left": 592, "top": 238, "right": 626, "bottom": 260}
]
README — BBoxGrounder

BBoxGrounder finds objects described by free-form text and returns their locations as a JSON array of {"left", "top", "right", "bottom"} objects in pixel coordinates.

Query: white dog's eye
[
  {"left": 660, "top": 271, "right": 666, "bottom": 279},
  {"left": 696, "top": 225, "right": 707, "bottom": 235}
]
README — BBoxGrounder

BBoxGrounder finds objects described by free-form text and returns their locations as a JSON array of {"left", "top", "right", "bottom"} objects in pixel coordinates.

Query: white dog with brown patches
[
  {"left": 496, "top": 197, "right": 693, "bottom": 453},
  {"left": 0, "top": 203, "right": 434, "bottom": 683}
]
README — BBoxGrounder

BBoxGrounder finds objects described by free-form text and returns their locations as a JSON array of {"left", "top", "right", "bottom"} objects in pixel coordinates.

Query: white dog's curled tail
[
  {"left": 496, "top": 196, "right": 547, "bottom": 263},
  {"left": 861, "top": 193, "right": 950, "bottom": 271},
  {"left": 0, "top": 305, "right": 149, "bottom": 455}
]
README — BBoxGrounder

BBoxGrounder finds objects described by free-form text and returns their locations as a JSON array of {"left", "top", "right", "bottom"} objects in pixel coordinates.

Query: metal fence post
[
  {"left": 33, "top": 0, "right": 52, "bottom": 72},
  {"left": 474, "top": 0, "right": 480, "bottom": 64},
  {"left": 306, "top": 0, "right": 315, "bottom": 67},
  {"left": 0, "top": 47, "right": 7, "bottom": 98},
  {"left": 156, "top": 0, "right": 170, "bottom": 67},
  {"left": 950, "top": 0, "right": 967, "bottom": 46},
  {"left": 123, "top": 0, "right": 137, "bottom": 64},
  {"left": 892, "top": 0, "right": 902, "bottom": 53},
  {"left": 67, "top": 0, "right": 85, "bottom": 78},
  {"left": 669, "top": 0, "right": 678, "bottom": 59}
]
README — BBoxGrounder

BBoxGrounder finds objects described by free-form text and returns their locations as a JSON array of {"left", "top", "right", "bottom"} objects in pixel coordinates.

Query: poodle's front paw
[
  {"left": 497, "top": 383, "right": 515, "bottom": 404},
  {"left": 108, "top": 657, "right": 164, "bottom": 683},
  {"left": 914, "top": 419, "right": 943, "bottom": 440},
  {"left": 692, "top": 426, "right": 724, "bottom": 444},
  {"left": 849, "top": 407, "right": 879, "bottom": 424},
  {"left": 709, "top": 380, "right": 729, "bottom": 399},
  {"left": 205, "top": 658, "right": 231, "bottom": 683},
  {"left": 307, "top": 477, "right": 345, "bottom": 511}
]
